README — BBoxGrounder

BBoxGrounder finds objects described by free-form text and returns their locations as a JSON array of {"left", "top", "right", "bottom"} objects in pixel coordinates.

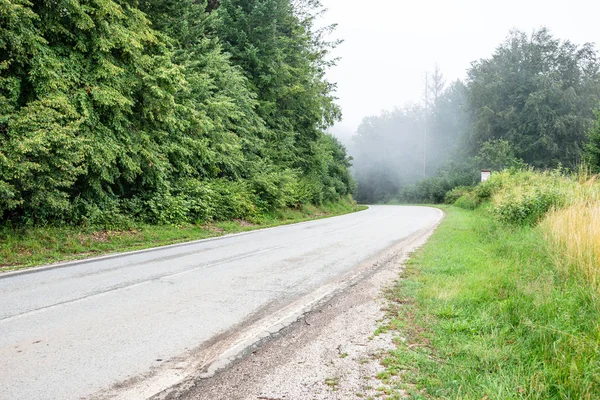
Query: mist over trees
[
  {"left": 0, "top": 0, "right": 354, "bottom": 226},
  {"left": 352, "top": 28, "right": 600, "bottom": 203},
  {"left": 351, "top": 75, "right": 470, "bottom": 203}
]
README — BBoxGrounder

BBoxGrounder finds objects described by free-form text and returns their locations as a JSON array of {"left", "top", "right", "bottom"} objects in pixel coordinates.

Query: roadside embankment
[
  {"left": 0, "top": 198, "right": 365, "bottom": 272},
  {"left": 376, "top": 169, "right": 600, "bottom": 399}
]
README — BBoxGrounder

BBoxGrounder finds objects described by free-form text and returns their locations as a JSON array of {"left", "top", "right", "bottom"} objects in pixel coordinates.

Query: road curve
[{"left": 0, "top": 205, "right": 442, "bottom": 400}]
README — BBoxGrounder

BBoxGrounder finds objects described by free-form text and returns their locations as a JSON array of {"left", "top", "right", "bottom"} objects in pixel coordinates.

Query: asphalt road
[{"left": 0, "top": 205, "right": 442, "bottom": 400}]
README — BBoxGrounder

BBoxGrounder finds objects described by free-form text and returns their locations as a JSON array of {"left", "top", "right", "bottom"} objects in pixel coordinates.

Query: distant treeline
[
  {"left": 352, "top": 28, "right": 600, "bottom": 203},
  {"left": 0, "top": 0, "right": 354, "bottom": 227}
]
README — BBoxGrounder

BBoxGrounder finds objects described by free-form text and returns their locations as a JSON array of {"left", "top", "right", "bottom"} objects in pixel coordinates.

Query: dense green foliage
[
  {"left": 445, "top": 167, "right": 599, "bottom": 228},
  {"left": 0, "top": 0, "right": 354, "bottom": 227},
  {"left": 467, "top": 28, "right": 600, "bottom": 168},
  {"left": 215, "top": 0, "right": 352, "bottom": 204},
  {"left": 352, "top": 29, "right": 600, "bottom": 204}
]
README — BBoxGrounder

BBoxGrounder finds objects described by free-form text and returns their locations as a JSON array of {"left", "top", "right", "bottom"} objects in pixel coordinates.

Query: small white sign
[{"left": 481, "top": 170, "right": 491, "bottom": 182}]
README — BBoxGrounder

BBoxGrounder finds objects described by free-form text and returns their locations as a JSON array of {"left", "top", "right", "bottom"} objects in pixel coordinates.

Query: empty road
[{"left": 0, "top": 205, "right": 442, "bottom": 400}]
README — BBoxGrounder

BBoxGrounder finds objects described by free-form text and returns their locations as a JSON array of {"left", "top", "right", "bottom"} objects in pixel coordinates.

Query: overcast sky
[{"left": 320, "top": 0, "right": 600, "bottom": 140}]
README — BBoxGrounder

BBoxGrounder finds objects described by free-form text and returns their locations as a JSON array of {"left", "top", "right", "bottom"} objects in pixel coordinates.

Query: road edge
[{"left": 0, "top": 206, "right": 372, "bottom": 280}]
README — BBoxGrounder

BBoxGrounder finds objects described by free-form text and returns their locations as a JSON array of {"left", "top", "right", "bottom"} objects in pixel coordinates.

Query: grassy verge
[
  {"left": 0, "top": 199, "right": 367, "bottom": 272},
  {"left": 378, "top": 206, "right": 600, "bottom": 399}
]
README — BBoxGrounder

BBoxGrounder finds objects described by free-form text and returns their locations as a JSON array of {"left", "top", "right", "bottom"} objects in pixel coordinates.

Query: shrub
[
  {"left": 493, "top": 186, "right": 565, "bottom": 225},
  {"left": 444, "top": 186, "right": 472, "bottom": 204},
  {"left": 177, "top": 179, "right": 218, "bottom": 223},
  {"left": 487, "top": 169, "right": 574, "bottom": 225},
  {"left": 71, "top": 198, "right": 135, "bottom": 230},
  {"left": 250, "top": 170, "right": 303, "bottom": 211},
  {"left": 146, "top": 190, "right": 192, "bottom": 226},
  {"left": 397, "top": 163, "right": 479, "bottom": 204},
  {"left": 202, "top": 180, "right": 257, "bottom": 221},
  {"left": 454, "top": 193, "right": 480, "bottom": 210}
]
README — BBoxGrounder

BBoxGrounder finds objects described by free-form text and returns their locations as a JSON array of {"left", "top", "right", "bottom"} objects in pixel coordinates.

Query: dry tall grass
[
  {"left": 468, "top": 168, "right": 600, "bottom": 287},
  {"left": 542, "top": 176, "right": 600, "bottom": 289}
]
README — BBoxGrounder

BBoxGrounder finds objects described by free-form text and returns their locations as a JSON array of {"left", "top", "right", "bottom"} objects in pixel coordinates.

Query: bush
[
  {"left": 146, "top": 190, "right": 192, "bottom": 226},
  {"left": 472, "top": 179, "right": 496, "bottom": 201},
  {"left": 444, "top": 186, "right": 473, "bottom": 204},
  {"left": 250, "top": 170, "right": 304, "bottom": 211},
  {"left": 138, "top": 179, "right": 259, "bottom": 225},
  {"left": 493, "top": 186, "right": 566, "bottom": 225},
  {"left": 397, "top": 163, "right": 479, "bottom": 204},
  {"left": 483, "top": 169, "right": 575, "bottom": 225},
  {"left": 71, "top": 198, "right": 136, "bottom": 230},
  {"left": 454, "top": 192, "right": 480, "bottom": 210}
]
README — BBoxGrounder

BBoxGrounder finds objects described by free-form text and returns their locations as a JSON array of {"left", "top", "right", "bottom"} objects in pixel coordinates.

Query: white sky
[{"left": 320, "top": 0, "right": 600, "bottom": 139}]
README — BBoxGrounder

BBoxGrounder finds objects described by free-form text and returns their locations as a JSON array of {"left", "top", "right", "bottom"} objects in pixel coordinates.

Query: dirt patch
[{"left": 88, "top": 231, "right": 111, "bottom": 243}]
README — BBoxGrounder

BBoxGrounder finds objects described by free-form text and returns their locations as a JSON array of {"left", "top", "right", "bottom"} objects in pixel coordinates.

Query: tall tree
[
  {"left": 427, "top": 64, "right": 446, "bottom": 108},
  {"left": 214, "top": 0, "right": 347, "bottom": 202},
  {"left": 0, "top": 0, "right": 354, "bottom": 224},
  {"left": 466, "top": 28, "right": 600, "bottom": 168},
  {"left": 136, "top": 0, "right": 265, "bottom": 180}
]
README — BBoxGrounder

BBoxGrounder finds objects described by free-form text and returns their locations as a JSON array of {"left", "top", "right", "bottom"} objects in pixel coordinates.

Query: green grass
[
  {"left": 0, "top": 199, "right": 367, "bottom": 272},
  {"left": 379, "top": 206, "right": 600, "bottom": 399}
]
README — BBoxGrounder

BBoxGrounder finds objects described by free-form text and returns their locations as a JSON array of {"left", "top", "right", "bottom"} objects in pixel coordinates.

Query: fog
[
  {"left": 321, "top": 0, "right": 600, "bottom": 139},
  {"left": 318, "top": 0, "right": 600, "bottom": 203}
]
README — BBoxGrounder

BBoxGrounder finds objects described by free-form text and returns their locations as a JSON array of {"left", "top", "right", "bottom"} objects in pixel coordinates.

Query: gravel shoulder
[{"left": 154, "top": 219, "right": 441, "bottom": 400}]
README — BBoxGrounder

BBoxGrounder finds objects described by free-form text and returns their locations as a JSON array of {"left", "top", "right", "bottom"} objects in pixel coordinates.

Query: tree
[
  {"left": 136, "top": 0, "right": 265, "bottom": 181},
  {"left": 427, "top": 64, "right": 446, "bottom": 109},
  {"left": 585, "top": 113, "right": 600, "bottom": 172},
  {"left": 466, "top": 28, "right": 600, "bottom": 168},
  {"left": 0, "top": 0, "right": 185, "bottom": 222},
  {"left": 475, "top": 139, "right": 525, "bottom": 171},
  {"left": 0, "top": 0, "right": 354, "bottom": 225},
  {"left": 215, "top": 0, "right": 349, "bottom": 203}
]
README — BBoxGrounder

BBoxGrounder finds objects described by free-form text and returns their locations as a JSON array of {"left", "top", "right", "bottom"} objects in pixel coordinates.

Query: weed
[{"left": 325, "top": 377, "right": 340, "bottom": 390}]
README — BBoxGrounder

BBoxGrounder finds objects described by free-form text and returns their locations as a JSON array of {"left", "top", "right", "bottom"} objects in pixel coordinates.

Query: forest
[
  {"left": 352, "top": 28, "right": 600, "bottom": 203},
  {"left": 0, "top": 0, "right": 355, "bottom": 228},
  {"left": 4, "top": 1, "right": 600, "bottom": 225}
]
